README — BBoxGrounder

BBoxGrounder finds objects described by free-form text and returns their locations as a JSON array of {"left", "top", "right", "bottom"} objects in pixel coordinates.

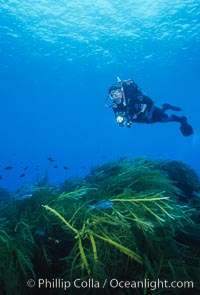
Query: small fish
[
  {"left": 47, "top": 157, "right": 55, "bottom": 162},
  {"left": 15, "top": 193, "right": 33, "bottom": 200},
  {"left": 5, "top": 166, "right": 13, "bottom": 170},
  {"left": 23, "top": 166, "right": 28, "bottom": 171},
  {"left": 192, "top": 191, "right": 200, "bottom": 198},
  {"left": 88, "top": 200, "right": 114, "bottom": 211},
  {"left": 19, "top": 173, "right": 25, "bottom": 178},
  {"left": 63, "top": 166, "right": 69, "bottom": 170},
  {"left": 35, "top": 165, "right": 40, "bottom": 171},
  {"left": 53, "top": 165, "right": 58, "bottom": 168},
  {"left": 35, "top": 230, "right": 46, "bottom": 237}
]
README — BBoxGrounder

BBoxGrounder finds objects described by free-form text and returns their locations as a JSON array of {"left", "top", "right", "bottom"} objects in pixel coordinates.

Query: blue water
[{"left": 0, "top": 0, "right": 199, "bottom": 192}]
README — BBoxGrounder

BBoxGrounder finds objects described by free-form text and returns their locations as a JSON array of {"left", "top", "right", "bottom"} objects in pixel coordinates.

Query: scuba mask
[
  {"left": 105, "top": 80, "right": 125, "bottom": 108},
  {"left": 110, "top": 89, "right": 122, "bottom": 100},
  {"left": 109, "top": 89, "right": 122, "bottom": 105}
]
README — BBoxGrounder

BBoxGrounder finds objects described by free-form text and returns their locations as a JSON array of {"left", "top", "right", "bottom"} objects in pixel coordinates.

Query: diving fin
[{"left": 180, "top": 120, "right": 194, "bottom": 137}]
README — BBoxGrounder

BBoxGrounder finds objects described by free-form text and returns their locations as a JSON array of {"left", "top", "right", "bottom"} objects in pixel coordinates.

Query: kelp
[{"left": 0, "top": 157, "right": 200, "bottom": 294}]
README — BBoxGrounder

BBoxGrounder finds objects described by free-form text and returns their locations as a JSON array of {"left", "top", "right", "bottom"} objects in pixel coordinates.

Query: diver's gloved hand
[{"left": 132, "top": 114, "right": 138, "bottom": 120}]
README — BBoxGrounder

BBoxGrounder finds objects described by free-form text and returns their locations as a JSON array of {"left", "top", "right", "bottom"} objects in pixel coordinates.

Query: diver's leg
[
  {"left": 157, "top": 114, "right": 187, "bottom": 123},
  {"left": 152, "top": 109, "right": 193, "bottom": 136},
  {"left": 170, "top": 114, "right": 186, "bottom": 122},
  {"left": 161, "top": 103, "right": 181, "bottom": 112}
]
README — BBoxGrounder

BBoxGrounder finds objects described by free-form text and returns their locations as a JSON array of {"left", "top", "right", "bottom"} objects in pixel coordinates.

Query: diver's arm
[
  {"left": 140, "top": 104, "right": 147, "bottom": 113},
  {"left": 132, "top": 104, "right": 147, "bottom": 120},
  {"left": 133, "top": 96, "right": 153, "bottom": 120}
]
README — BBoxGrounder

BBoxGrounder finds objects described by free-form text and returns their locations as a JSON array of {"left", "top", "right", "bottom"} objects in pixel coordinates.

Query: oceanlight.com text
[{"left": 109, "top": 278, "right": 194, "bottom": 290}]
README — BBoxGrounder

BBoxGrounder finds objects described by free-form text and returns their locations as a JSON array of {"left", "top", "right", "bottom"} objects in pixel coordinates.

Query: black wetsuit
[
  {"left": 113, "top": 79, "right": 168, "bottom": 124},
  {"left": 111, "top": 79, "right": 193, "bottom": 136}
]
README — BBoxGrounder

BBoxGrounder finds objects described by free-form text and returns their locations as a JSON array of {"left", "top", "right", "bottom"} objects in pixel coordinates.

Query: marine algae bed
[{"left": 0, "top": 157, "right": 200, "bottom": 295}]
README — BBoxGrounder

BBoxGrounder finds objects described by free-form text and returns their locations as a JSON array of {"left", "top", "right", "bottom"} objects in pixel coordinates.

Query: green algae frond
[{"left": 0, "top": 157, "right": 199, "bottom": 294}]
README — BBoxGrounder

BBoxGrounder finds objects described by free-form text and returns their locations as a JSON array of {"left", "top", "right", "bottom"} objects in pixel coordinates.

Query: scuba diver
[{"left": 105, "top": 77, "right": 193, "bottom": 136}]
